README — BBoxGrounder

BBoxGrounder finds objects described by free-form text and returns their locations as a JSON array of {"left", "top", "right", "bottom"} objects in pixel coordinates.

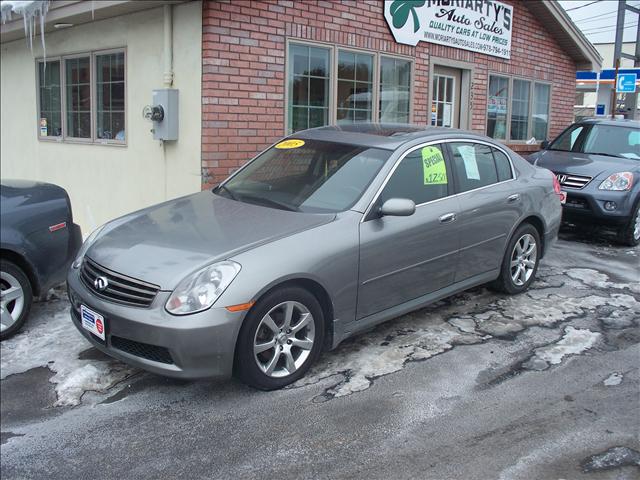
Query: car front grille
[
  {"left": 554, "top": 172, "right": 592, "bottom": 189},
  {"left": 80, "top": 257, "right": 160, "bottom": 308},
  {"left": 111, "top": 336, "right": 174, "bottom": 364}
]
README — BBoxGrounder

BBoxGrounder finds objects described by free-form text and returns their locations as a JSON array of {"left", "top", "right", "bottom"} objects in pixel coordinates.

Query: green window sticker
[{"left": 421, "top": 146, "right": 447, "bottom": 185}]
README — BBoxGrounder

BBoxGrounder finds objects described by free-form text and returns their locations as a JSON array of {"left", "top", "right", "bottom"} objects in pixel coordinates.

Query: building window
[
  {"left": 38, "top": 61, "right": 62, "bottom": 137},
  {"left": 337, "top": 50, "right": 373, "bottom": 123},
  {"left": 431, "top": 75, "right": 455, "bottom": 127},
  {"left": 510, "top": 79, "right": 531, "bottom": 141},
  {"left": 532, "top": 83, "right": 550, "bottom": 142},
  {"left": 288, "top": 44, "right": 330, "bottom": 132},
  {"left": 486, "top": 76, "right": 508, "bottom": 140},
  {"left": 286, "top": 42, "right": 413, "bottom": 133},
  {"left": 36, "top": 49, "right": 126, "bottom": 144},
  {"left": 486, "top": 75, "right": 551, "bottom": 143},
  {"left": 379, "top": 57, "right": 411, "bottom": 123},
  {"left": 65, "top": 56, "right": 92, "bottom": 139}
]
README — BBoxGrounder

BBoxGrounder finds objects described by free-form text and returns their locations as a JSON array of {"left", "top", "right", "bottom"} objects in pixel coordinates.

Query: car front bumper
[
  {"left": 561, "top": 189, "right": 637, "bottom": 225},
  {"left": 67, "top": 268, "right": 246, "bottom": 379}
]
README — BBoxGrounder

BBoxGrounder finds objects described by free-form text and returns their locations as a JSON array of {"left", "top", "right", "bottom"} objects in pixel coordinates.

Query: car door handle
[
  {"left": 507, "top": 194, "right": 520, "bottom": 203},
  {"left": 439, "top": 213, "right": 456, "bottom": 224}
]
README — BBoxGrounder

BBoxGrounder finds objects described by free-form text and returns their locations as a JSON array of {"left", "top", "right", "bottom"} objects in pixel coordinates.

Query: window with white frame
[
  {"left": 286, "top": 42, "right": 413, "bottom": 133},
  {"left": 486, "top": 75, "right": 551, "bottom": 142},
  {"left": 37, "top": 49, "right": 126, "bottom": 144}
]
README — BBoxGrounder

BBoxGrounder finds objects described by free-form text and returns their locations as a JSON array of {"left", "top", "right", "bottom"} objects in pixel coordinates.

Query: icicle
[{"left": 1, "top": 1, "right": 50, "bottom": 58}]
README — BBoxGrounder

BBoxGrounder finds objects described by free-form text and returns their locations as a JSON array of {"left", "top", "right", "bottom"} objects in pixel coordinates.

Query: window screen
[
  {"left": 65, "top": 56, "right": 91, "bottom": 138},
  {"left": 378, "top": 144, "right": 449, "bottom": 206},
  {"left": 449, "top": 143, "right": 498, "bottom": 192},
  {"left": 96, "top": 52, "right": 125, "bottom": 141}
]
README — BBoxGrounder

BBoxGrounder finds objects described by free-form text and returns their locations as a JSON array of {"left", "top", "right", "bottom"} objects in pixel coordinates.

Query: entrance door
[{"left": 431, "top": 66, "right": 462, "bottom": 128}]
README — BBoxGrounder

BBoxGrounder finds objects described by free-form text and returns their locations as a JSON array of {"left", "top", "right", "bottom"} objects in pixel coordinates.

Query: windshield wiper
[
  {"left": 239, "top": 194, "right": 299, "bottom": 212},
  {"left": 215, "top": 184, "right": 239, "bottom": 201},
  {"left": 585, "top": 152, "right": 622, "bottom": 158}
]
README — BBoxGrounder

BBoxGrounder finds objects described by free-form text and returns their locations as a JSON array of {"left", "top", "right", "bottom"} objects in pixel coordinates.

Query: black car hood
[{"left": 530, "top": 150, "right": 640, "bottom": 177}]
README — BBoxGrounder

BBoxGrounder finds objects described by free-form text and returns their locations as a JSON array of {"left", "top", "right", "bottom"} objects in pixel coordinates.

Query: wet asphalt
[{"left": 1, "top": 226, "right": 639, "bottom": 480}]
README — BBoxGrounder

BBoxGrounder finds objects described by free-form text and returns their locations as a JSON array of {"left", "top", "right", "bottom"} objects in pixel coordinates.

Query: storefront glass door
[{"left": 431, "top": 66, "right": 462, "bottom": 128}]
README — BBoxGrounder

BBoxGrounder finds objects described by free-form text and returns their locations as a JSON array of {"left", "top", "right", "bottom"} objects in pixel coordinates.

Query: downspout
[{"left": 162, "top": 4, "right": 174, "bottom": 201}]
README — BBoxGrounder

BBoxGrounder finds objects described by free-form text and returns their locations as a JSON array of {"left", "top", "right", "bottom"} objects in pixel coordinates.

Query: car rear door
[
  {"left": 446, "top": 141, "right": 522, "bottom": 282},
  {"left": 357, "top": 143, "right": 461, "bottom": 319}
]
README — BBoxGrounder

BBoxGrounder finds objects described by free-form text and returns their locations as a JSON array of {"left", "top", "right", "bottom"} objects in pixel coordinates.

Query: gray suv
[{"left": 529, "top": 119, "right": 640, "bottom": 245}]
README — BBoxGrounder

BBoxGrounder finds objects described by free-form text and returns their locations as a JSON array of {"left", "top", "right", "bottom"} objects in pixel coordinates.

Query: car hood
[
  {"left": 529, "top": 150, "right": 640, "bottom": 177},
  {"left": 87, "top": 191, "right": 335, "bottom": 290}
]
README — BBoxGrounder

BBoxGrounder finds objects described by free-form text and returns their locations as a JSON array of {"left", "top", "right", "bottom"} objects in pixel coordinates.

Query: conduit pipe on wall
[{"left": 163, "top": 4, "right": 174, "bottom": 87}]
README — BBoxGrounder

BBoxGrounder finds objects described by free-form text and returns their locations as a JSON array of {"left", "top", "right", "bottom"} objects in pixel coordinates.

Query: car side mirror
[
  {"left": 540, "top": 140, "right": 549, "bottom": 150},
  {"left": 379, "top": 198, "right": 416, "bottom": 217}
]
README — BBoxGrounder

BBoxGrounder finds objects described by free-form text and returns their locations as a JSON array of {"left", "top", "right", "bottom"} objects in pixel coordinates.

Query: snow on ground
[
  {"left": 603, "top": 372, "right": 623, "bottom": 386},
  {"left": 530, "top": 326, "right": 600, "bottom": 366},
  {"left": 0, "top": 293, "right": 136, "bottom": 406}
]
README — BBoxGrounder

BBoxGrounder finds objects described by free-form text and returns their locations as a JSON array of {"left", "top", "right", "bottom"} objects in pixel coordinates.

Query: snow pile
[
  {"left": 603, "top": 372, "right": 623, "bottom": 386},
  {"left": 0, "top": 298, "right": 136, "bottom": 406},
  {"left": 1, "top": 0, "right": 50, "bottom": 54}
]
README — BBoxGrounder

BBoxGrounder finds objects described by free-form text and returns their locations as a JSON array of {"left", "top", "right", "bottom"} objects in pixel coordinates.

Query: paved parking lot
[{"left": 1, "top": 227, "right": 639, "bottom": 480}]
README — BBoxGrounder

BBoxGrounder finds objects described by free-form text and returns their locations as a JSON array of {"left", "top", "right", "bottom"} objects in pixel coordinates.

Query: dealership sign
[{"left": 384, "top": 0, "right": 513, "bottom": 59}]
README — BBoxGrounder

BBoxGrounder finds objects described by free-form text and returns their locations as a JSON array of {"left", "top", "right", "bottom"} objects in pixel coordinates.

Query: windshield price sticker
[
  {"left": 275, "top": 139, "right": 305, "bottom": 149},
  {"left": 422, "top": 146, "right": 447, "bottom": 185}
]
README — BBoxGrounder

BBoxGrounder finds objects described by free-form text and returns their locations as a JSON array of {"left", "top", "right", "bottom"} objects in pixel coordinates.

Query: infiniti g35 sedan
[{"left": 67, "top": 124, "right": 562, "bottom": 390}]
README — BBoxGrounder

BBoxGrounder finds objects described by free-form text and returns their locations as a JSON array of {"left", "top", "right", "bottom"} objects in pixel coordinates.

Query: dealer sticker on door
[{"left": 81, "top": 305, "right": 106, "bottom": 341}]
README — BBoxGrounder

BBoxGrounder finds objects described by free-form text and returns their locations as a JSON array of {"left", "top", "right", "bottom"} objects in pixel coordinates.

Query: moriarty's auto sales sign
[{"left": 384, "top": 0, "right": 513, "bottom": 59}]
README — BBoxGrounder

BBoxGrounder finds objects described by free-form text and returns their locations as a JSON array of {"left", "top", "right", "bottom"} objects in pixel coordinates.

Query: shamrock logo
[{"left": 390, "top": 1, "right": 426, "bottom": 33}]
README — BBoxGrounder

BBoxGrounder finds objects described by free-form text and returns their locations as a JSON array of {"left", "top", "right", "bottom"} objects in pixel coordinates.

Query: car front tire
[
  {"left": 234, "top": 286, "right": 325, "bottom": 390},
  {"left": 0, "top": 260, "right": 33, "bottom": 341},
  {"left": 492, "top": 224, "right": 541, "bottom": 295},
  {"left": 618, "top": 200, "right": 640, "bottom": 247}
]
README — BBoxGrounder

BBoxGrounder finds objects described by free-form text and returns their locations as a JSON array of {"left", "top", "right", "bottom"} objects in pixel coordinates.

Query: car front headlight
[
  {"left": 165, "top": 261, "right": 241, "bottom": 315},
  {"left": 598, "top": 172, "right": 633, "bottom": 191},
  {"left": 71, "top": 225, "right": 106, "bottom": 269}
]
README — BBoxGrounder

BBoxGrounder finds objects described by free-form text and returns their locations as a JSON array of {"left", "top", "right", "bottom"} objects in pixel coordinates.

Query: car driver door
[{"left": 356, "top": 143, "right": 461, "bottom": 320}]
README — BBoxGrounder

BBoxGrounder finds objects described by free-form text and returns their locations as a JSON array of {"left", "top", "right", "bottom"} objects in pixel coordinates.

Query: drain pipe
[{"left": 163, "top": 4, "right": 174, "bottom": 87}]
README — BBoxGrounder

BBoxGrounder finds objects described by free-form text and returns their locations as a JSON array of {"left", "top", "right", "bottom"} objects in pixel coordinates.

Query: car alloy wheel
[
  {"left": 0, "top": 271, "right": 25, "bottom": 333},
  {"left": 510, "top": 233, "right": 537, "bottom": 287},
  {"left": 253, "top": 301, "right": 315, "bottom": 378}
]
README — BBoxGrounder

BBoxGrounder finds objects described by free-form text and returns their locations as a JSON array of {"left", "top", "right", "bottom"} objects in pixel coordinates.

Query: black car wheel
[
  {"left": 234, "top": 286, "right": 324, "bottom": 390},
  {"left": 618, "top": 200, "right": 640, "bottom": 247},
  {"left": 491, "top": 224, "right": 541, "bottom": 295},
  {"left": 0, "top": 260, "right": 33, "bottom": 341}
]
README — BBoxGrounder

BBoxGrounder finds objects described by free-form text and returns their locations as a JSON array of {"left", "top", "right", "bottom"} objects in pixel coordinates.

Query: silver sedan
[{"left": 67, "top": 124, "right": 562, "bottom": 389}]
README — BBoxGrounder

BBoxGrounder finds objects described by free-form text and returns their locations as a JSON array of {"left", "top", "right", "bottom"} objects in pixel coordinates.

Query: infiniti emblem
[
  {"left": 94, "top": 276, "right": 109, "bottom": 291},
  {"left": 557, "top": 174, "right": 567, "bottom": 184}
]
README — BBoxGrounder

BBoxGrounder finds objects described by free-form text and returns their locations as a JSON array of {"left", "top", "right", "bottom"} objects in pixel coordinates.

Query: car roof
[
  {"left": 576, "top": 118, "right": 640, "bottom": 128},
  {"left": 292, "top": 123, "right": 495, "bottom": 151}
]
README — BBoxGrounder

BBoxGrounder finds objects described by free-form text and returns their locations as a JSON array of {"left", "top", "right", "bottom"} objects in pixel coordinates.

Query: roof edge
[{"left": 528, "top": 0, "right": 603, "bottom": 71}]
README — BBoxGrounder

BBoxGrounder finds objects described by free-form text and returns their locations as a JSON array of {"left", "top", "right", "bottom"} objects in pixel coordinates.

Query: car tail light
[{"left": 552, "top": 172, "right": 562, "bottom": 195}]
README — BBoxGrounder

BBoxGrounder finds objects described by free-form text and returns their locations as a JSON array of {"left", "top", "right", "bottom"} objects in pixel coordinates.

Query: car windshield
[
  {"left": 215, "top": 139, "right": 391, "bottom": 213},
  {"left": 549, "top": 123, "right": 640, "bottom": 159}
]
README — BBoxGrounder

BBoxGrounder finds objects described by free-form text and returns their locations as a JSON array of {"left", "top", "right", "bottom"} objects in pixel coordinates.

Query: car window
[
  {"left": 492, "top": 148, "right": 513, "bottom": 182},
  {"left": 549, "top": 124, "right": 584, "bottom": 152},
  {"left": 378, "top": 144, "right": 450, "bottom": 206},
  {"left": 449, "top": 142, "right": 498, "bottom": 193},
  {"left": 219, "top": 139, "right": 391, "bottom": 213}
]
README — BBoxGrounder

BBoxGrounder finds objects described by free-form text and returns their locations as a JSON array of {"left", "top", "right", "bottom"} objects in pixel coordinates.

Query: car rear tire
[
  {"left": 0, "top": 260, "right": 33, "bottom": 341},
  {"left": 491, "top": 224, "right": 541, "bottom": 295},
  {"left": 617, "top": 200, "right": 640, "bottom": 247},
  {"left": 234, "top": 286, "right": 324, "bottom": 390}
]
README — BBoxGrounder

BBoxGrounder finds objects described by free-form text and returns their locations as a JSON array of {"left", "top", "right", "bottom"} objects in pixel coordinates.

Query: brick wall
[{"left": 201, "top": 0, "right": 577, "bottom": 187}]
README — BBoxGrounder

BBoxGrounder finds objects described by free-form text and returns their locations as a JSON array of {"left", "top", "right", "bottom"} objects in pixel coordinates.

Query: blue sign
[
  {"left": 616, "top": 73, "right": 637, "bottom": 93},
  {"left": 596, "top": 104, "right": 605, "bottom": 115}
]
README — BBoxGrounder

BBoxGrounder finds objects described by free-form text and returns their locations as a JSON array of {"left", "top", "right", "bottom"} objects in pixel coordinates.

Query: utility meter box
[{"left": 152, "top": 89, "right": 179, "bottom": 141}]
